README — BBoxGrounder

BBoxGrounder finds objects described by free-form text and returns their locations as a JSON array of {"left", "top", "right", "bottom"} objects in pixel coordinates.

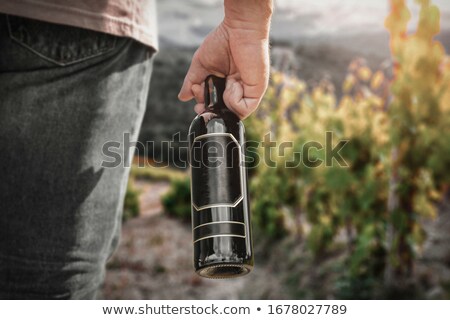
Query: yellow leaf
[
  {"left": 371, "top": 71, "right": 385, "bottom": 89},
  {"left": 358, "top": 66, "right": 372, "bottom": 81},
  {"left": 343, "top": 74, "right": 356, "bottom": 92}
]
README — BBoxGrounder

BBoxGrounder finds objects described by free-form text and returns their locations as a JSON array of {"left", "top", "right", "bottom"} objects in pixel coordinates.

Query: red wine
[{"left": 188, "top": 75, "right": 253, "bottom": 278}]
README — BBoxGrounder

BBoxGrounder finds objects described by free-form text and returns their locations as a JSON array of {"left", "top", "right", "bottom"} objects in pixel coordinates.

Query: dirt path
[{"left": 100, "top": 180, "right": 285, "bottom": 299}]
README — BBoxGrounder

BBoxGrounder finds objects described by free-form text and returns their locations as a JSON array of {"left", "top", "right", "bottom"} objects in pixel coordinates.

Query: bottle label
[
  {"left": 193, "top": 221, "right": 246, "bottom": 243},
  {"left": 190, "top": 133, "right": 243, "bottom": 211}
]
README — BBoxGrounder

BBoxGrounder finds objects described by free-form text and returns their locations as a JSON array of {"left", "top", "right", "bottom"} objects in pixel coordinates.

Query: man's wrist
[{"left": 223, "top": 0, "right": 273, "bottom": 38}]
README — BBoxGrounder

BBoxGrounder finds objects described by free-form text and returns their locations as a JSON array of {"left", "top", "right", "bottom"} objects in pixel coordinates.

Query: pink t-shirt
[{"left": 0, "top": 0, "right": 158, "bottom": 50}]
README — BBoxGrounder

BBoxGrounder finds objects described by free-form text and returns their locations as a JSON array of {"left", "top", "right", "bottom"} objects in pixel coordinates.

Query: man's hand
[{"left": 178, "top": 0, "right": 273, "bottom": 119}]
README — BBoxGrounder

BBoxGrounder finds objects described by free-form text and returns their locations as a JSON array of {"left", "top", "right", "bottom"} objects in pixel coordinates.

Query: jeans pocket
[{"left": 6, "top": 15, "right": 119, "bottom": 66}]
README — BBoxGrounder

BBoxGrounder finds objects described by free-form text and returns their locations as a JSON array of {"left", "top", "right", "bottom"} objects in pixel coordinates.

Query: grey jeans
[{"left": 0, "top": 14, "right": 154, "bottom": 299}]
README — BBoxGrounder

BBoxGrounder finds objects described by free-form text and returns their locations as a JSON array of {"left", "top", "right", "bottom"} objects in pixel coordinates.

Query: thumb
[{"left": 178, "top": 52, "right": 210, "bottom": 102}]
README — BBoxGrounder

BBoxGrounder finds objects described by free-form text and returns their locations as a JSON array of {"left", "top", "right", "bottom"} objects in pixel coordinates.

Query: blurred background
[{"left": 100, "top": 0, "right": 450, "bottom": 299}]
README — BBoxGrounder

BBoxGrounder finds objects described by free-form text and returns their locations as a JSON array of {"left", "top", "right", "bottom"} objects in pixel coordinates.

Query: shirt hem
[{"left": 0, "top": 0, "right": 159, "bottom": 51}]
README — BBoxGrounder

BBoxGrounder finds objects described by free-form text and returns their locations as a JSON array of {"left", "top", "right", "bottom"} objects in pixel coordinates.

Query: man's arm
[{"left": 178, "top": 0, "right": 273, "bottom": 119}]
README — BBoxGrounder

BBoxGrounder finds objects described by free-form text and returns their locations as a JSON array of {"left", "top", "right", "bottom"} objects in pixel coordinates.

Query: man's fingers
[
  {"left": 223, "top": 78, "right": 260, "bottom": 119},
  {"left": 194, "top": 103, "right": 206, "bottom": 114},
  {"left": 178, "top": 80, "right": 193, "bottom": 102},
  {"left": 191, "top": 83, "right": 205, "bottom": 104},
  {"left": 178, "top": 52, "right": 210, "bottom": 102},
  {"left": 180, "top": 68, "right": 264, "bottom": 119}
]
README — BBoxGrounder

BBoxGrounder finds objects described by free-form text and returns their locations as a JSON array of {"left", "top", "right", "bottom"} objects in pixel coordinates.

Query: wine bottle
[{"left": 188, "top": 75, "right": 253, "bottom": 278}]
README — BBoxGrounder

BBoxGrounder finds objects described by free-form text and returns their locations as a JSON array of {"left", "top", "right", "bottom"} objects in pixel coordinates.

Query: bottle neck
[{"left": 204, "top": 75, "right": 226, "bottom": 110}]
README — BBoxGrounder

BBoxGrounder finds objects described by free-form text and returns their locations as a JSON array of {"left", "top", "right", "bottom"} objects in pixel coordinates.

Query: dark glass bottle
[{"left": 188, "top": 75, "right": 253, "bottom": 278}]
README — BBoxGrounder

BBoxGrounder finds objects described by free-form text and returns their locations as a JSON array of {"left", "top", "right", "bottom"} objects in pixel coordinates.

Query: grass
[
  {"left": 130, "top": 164, "right": 187, "bottom": 182},
  {"left": 123, "top": 159, "right": 188, "bottom": 222}
]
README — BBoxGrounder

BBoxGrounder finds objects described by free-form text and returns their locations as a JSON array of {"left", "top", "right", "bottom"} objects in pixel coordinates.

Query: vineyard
[
  {"left": 123, "top": 0, "right": 450, "bottom": 299},
  {"left": 243, "top": 0, "right": 450, "bottom": 296}
]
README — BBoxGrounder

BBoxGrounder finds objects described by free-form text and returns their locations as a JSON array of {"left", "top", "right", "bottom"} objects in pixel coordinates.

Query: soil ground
[{"left": 100, "top": 181, "right": 450, "bottom": 299}]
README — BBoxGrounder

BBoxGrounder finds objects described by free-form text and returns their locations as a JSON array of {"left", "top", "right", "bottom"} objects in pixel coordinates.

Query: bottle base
[{"left": 196, "top": 263, "right": 253, "bottom": 279}]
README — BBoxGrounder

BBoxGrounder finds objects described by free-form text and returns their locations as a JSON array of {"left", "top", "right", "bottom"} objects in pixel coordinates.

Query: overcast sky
[{"left": 157, "top": 0, "right": 450, "bottom": 46}]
